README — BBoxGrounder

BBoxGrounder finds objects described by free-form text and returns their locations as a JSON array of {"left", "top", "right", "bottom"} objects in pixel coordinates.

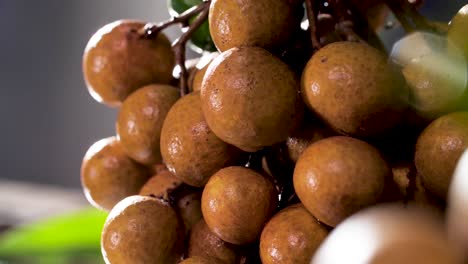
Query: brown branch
[
  {"left": 385, "top": 0, "right": 442, "bottom": 34},
  {"left": 139, "top": 1, "right": 209, "bottom": 38},
  {"left": 305, "top": 0, "right": 321, "bottom": 50},
  {"left": 329, "top": 0, "right": 365, "bottom": 43},
  {"left": 173, "top": 1, "right": 211, "bottom": 96}
]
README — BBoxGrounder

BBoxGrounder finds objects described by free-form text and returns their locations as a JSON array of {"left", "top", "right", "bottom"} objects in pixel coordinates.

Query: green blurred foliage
[
  {"left": 0, "top": 208, "right": 107, "bottom": 262},
  {"left": 168, "top": 0, "right": 217, "bottom": 52}
]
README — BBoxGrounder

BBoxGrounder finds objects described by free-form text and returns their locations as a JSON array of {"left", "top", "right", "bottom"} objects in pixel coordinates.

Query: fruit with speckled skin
[
  {"left": 208, "top": 0, "right": 297, "bottom": 52},
  {"left": 83, "top": 20, "right": 175, "bottom": 106},
  {"left": 160, "top": 93, "right": 241, "bottom": 187},
  {"left": 201, "top": 46, "right": 303, "bottom": 152},
  {"left": 448, "top": 4, "right": 468, "bottom": 59},
  {"left": 139, "top": 170, "right": 183, "bottom": 198},
  {"left": 101, "top": 195, "right": 185, "bottom": 264},
  {"left": 285, "top": 123, "right": 332, "bottom": 163},
  {"left": 293, "top": 136, "right": 388, "bottom": 227},
  {"left": 301, "top": 42, "right": 407, "bottom": 137},
  {"left": 188, "top": 219, "right": 240, "bottom": 264},
  {"left": 415, "top": 112, "right": 468, "bottom": 200},
  {"left": 201, "top": 166, "right": 277, "bottom": 245},
  {"left": 81, "top": 137, "right": 150, "bottom": 211},
  {"left": 117, "top": 84, "right": 179, "bottom": 165},
  {"left": 139, "top": 171, "right": 202, "bottom": 233},
  {"left": 260, "top": 204, "right": 329, "bottom": 264},
  {"left": 190, "top": 52, "right": 219, "bottom": 92}
]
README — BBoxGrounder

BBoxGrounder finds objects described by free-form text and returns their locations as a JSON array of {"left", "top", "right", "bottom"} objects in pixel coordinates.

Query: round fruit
[
  {"left": 201, "top": 46, "right": 303, "bottom": 152},
  {"left": 188, "top": 219, "right": 239, "bottom": 264},
  {"left": 208, "top": 0, "right": 297, "bottom": 52},
  {"left": 201, "top": 166, "right": 277, "bottom": 245},
  {"left": 190, "top": 52, "right": 219, "bottom": 92},
  {"left": 448, "top": 4, "right": 468, "bottom": 59},
  {"left": 312, "top": 205, "right": 461, "bottom": 264},
  {"left": 259, "top": 204, "right": 329, "bottom": 264},
  {"left": 301, "top": 41, "right": 407, "bottom": 137},
  {"left": 285, "top": 123, "right": 332, "bottom": 163},
  {"left": 139, "top": 171, "right": 202, "bottom": 232},
  {"left": 415, "top": 112, "right": 468, "bottom": 199},
  {"left": 101, "top": 195, "right": 185, "bottom": 264},
  {"left": 81, "top": 137, "right": 149, "bottom": 211},
  {"left": 83, "top": 20, "right": 175, "bottom": 106},
  {"left": 402, "top": 52, "right": 466, "bottom": 120},
  {"left": 116, "top": 84, "right": 179, "bottom": 165},
  {"left": 293, "top": 136, "right": 388, "bottom": 227},
  {"left": 160, "top": 93, "right": 241, "bottom": 187},
  {"left": 139, "top": 170, "right": 183, "bottom": 199}
]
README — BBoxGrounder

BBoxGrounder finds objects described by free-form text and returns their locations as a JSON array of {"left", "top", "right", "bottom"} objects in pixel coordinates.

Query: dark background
[{"left": 0, "top": 0, "right": 464, "bottom": 189}]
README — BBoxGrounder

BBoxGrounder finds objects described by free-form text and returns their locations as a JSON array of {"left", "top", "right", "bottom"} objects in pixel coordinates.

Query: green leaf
[
  {"left": 0, "top": 207, "right": 107, "bottom": 257},
  {"left": 168, "top": 0, "right": 202, "bottom": 15},
  {"left": 168, "top": 0, "right": 217, "bottom": 53}
]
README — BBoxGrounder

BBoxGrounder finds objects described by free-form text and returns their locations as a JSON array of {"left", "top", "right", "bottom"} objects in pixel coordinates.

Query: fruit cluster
[{"left": 81, "top": 0, "right": 468, "bottom": 263}]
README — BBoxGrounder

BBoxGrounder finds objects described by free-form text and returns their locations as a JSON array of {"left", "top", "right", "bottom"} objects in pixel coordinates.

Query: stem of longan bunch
[
  {"left": 173, "top": 2, "right": 211, "bottom": 96},
  {"left": 328, "top": 0, "right": 365, "bottom": 43},
  {"left": 385, "top": 0, "right": 443, "bottom": 34},
  {"left": 305, "top": 0, "right": 322, "bottom": 50},
  {"left": 139, "top": 1, "right": 210, "bottom": 38}
]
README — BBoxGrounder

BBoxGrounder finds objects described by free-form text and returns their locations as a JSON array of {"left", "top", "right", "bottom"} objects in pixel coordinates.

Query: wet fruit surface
[
  {"left": 293, "top": 136, "right": 388, "bottom": 227},
  {"left": 83, "top": 20, "right": 175, "bottom": 106},
  {"left": 201, "top": 166, "right": 277, "bottom": 245}
]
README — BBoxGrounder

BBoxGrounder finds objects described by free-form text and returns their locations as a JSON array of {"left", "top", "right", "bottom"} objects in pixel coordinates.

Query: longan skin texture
[
  {"left": 139, "top": 171, "right": 202, "bottom": 232},
  {"left": 201, "top": 166, "right": 278, "bottom": 245},
  {"left": 160, "top": 93, "right": 241, "bottom": 187},
  {"left": 285, "top": 123, "right": 332, "bottom": 163},
  {"left": 209, "top": 0, "right": 296, "bottom": 52},
  {"left": 201, "top": 46, "right": 303, "bottom": 152},
  {"left": 117, "top": 84, "right": 179, "bottom": 165},
  {"left": 81, "top": 137, "right": 150, "bottom": 211},
  {"left": 260, "top": 204, "right": 329, "bottom": 264},
  {"left": 139, "top": 170, "right": 183, "bottom": 198},
  {"left": 83, "top": 20, "right": 175, "bottom": 106},
  {"left": 101, "top": 196, "right": 185, "bottom": 264},
  {"left": 293, "top": 136, "right": 388, "bottom": 227},
  {"left": 301, "top": 41, "right": 408, "bottom": 137},
  {"left": 415, "top": 112, "right": 468, "bottom": 199},
  {"left": 188, "top": 219, "right": 239, "bottom": 264}
]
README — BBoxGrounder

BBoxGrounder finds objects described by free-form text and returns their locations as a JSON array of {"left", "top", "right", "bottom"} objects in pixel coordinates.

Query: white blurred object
[
  {"left": 312, "top": 204, "right": 462, "bottom": 264},
  {"left": 390, "top": 31, "right": 445, "bottom": 66},
  {"left": 0, "top": 180, "right": 87, "bottom": 227},
  {"left": 447, "top": 149, "right": 468, "bottom": 262}
]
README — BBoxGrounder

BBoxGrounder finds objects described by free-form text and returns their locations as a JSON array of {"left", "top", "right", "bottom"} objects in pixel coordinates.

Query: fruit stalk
[
  {"left": 140, "top": 0, "right": 211, "bottom": 96},
  {"left": 329, "top": 0, "right": 365, "bottom": 42},
  {"left": 385, "top": 0, "right": 443, "bottom": 33},
  {"left": 139, "top": 1, "right": 210, "bottom": 38},
  {"left": 305, "top": 0, "right": 322, "bottom": 50},
  {"left": 173, "top": 1, "right": 211, "bottom": 96}
]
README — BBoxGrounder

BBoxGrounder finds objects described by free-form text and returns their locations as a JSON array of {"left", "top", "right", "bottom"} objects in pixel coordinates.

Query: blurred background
[
  {"left": 0, "top": 0, "right": 191, "bottom": 227},
  {"left": 0, "top": 0, "right": 465, "bottom": 262}
]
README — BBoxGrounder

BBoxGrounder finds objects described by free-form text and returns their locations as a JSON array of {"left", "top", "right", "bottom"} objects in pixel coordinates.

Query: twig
[
  {"left": 305, "top": 0, "right": 321, "bottom": 50},
  {"left": 385, "top": 0, "right": 442, "bottom": 34},
  {"left": 139, "top": 1, "right": 210, "bottom": 38},
  {"left": 329, "top": 0, "right": 365, "bottom": 43},
  {"left": 139, "top": 0, "right": 211, "bottom": 96},
  {"left": 173, "top": 2, "right": 210, "bottom": 96}
]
